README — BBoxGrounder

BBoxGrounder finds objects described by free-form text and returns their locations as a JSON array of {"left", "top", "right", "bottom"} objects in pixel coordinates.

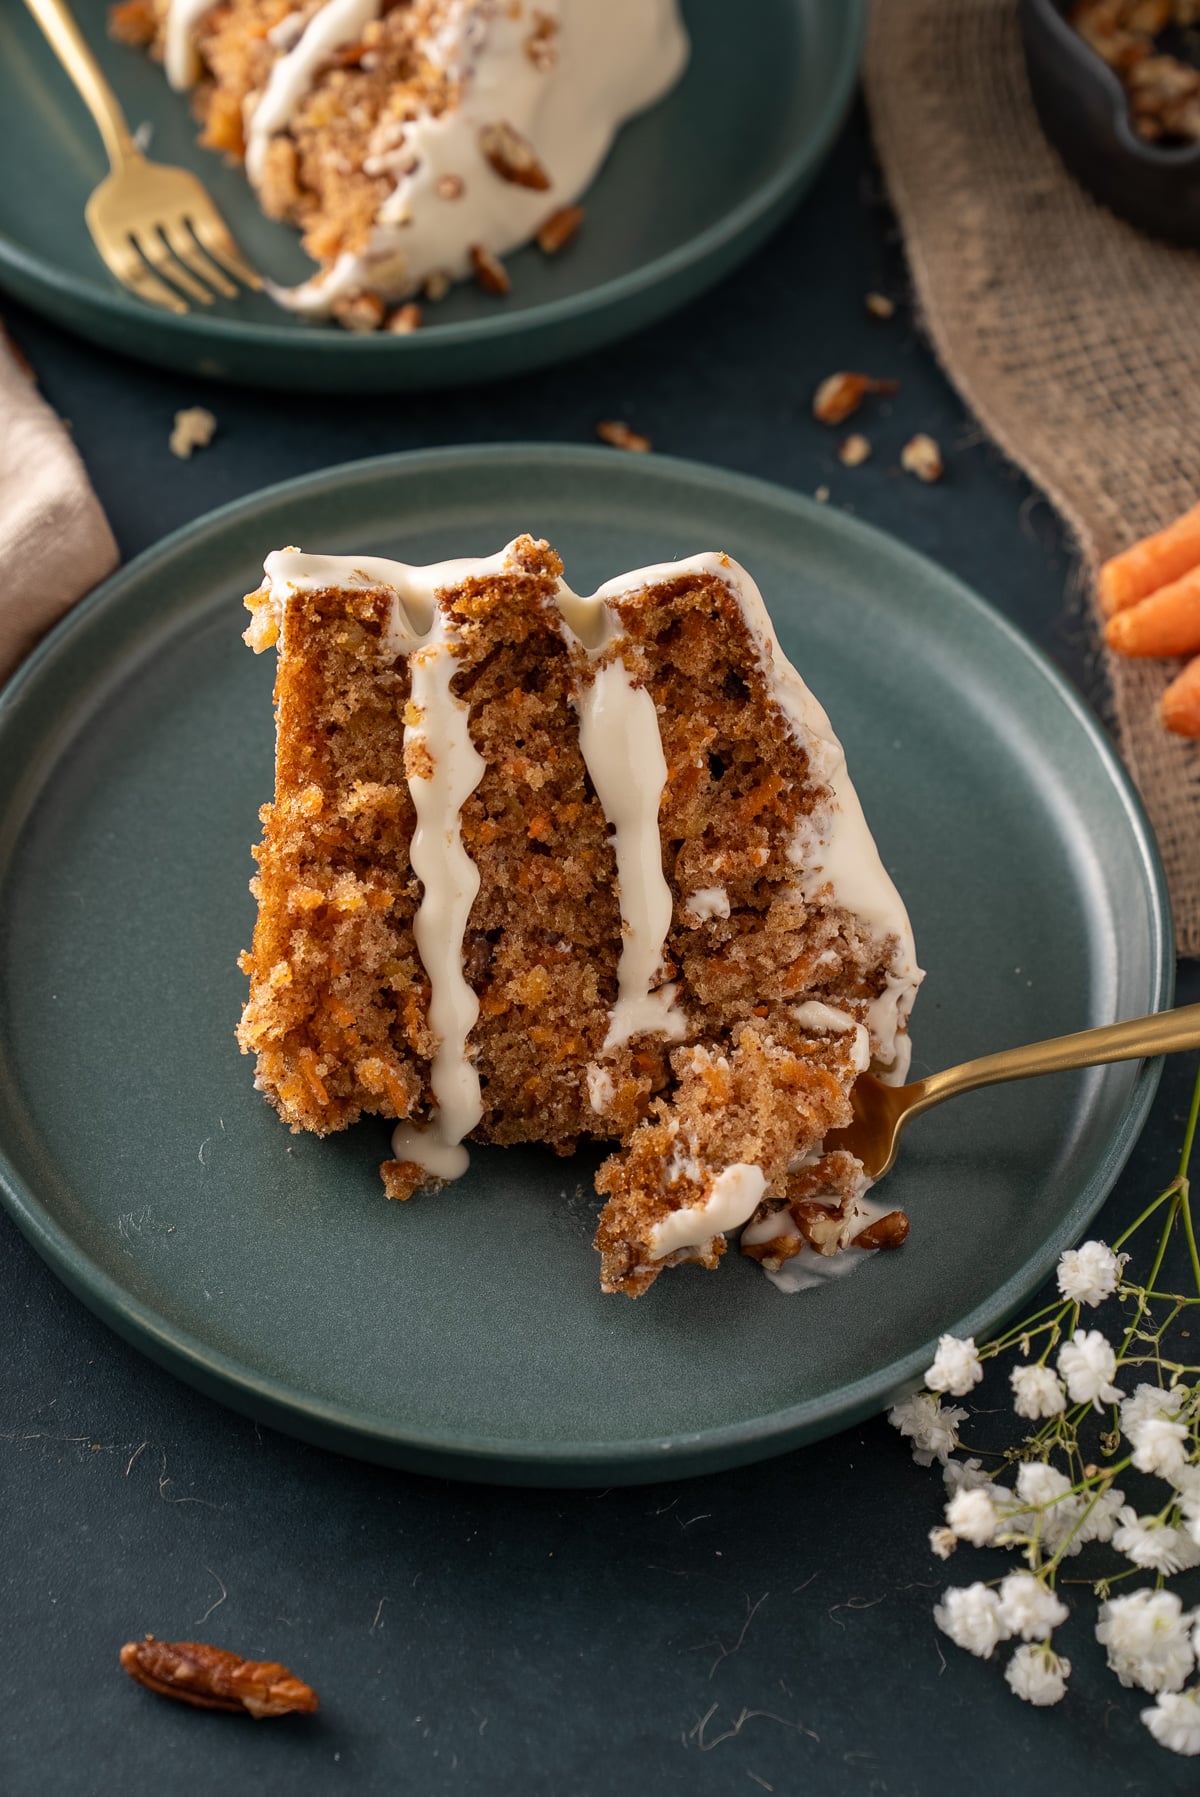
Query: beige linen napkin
[{"left": 0, "top": 327, "right": 118, "bottom": 682}]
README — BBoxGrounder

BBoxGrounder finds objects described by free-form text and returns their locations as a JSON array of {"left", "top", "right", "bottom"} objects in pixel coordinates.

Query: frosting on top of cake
[
  {"left": 255, "top": 540, "right": 922, "bottom": 1181},
  {"left": 164, "top": 0, "right": 689, "bottom": 310}
]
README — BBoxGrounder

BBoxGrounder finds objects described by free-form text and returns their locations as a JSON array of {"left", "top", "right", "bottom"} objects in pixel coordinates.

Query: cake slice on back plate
[{"left": 238, "top": 535, "right": 921, "bottom": 1295}]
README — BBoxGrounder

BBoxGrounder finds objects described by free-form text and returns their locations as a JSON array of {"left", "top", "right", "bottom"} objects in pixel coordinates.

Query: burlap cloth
[{"left": 865, "top": 0, "right": 1200, "bottom": 954}]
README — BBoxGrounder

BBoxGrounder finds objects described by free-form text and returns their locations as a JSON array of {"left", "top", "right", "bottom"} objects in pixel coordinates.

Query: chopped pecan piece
[
  {"left": 812, "top": 372, "right": 898, "bottom": 426},
  {"left": 900, "top": 433, "right": 944, "bottom": 482},
  {"left": 526, "top": 11, "right": 560, "bottom": 70},
  {"left": 854, "top": 1209, "right": 910, "bottom": 1250},
  {"left": 596, "top": 419, "right": 651, "bottom": 453},
  {"left": 333, "top": 291, "right": 385, "bottom": 334},
  {"left": 119, "top": 1637, "right": 318, "bottom": 1718},
  {"left": 838, "top": 433, "right": 871, "bottom": 467},
  {"left": 385, "top": 302, "right": 423, "bottom": 335},
  {"left": 469, "top": 244, "right": 511, "bottom": 295},
  {"left": 864, "top": 291, "right": 895, "bottom": 319},
  {"left": 480, "top": 121, "right": 552, "bottom": 190},
  {"left": 537, "top": 205, "right": 585, "bottom": 254},
  {"left": 436, "top": 174, "right": 465, "bottom": 200},
  {"left": 108, "top": 0, "right": 156, "bottom": 46}
]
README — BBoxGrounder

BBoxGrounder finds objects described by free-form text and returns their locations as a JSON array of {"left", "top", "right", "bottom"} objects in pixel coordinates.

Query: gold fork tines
[{"left": 26, "top": 0, "right": 261, "bottom": 315}]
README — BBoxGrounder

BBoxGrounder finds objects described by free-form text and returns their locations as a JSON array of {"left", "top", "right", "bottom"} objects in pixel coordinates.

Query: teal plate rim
[
  {"left": 0, "top": 2, "right": 865, "bottom": 388},
  {"left": 0, "top": 445, "right": 1174, "bottom": 1486}
]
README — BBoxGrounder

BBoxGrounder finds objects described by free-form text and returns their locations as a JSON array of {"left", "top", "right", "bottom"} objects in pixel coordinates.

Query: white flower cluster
[{"left": 889, "top": 1230, "right": 1200, "bottom": 1757}]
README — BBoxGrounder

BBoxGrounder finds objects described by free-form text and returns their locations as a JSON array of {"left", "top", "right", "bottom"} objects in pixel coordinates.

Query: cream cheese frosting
[
  {"left": 164, "top": 0, "right": 689, "bottom": 312},
  {"left": 255, "top": 540, "right": 922, "bottom": 1188}
]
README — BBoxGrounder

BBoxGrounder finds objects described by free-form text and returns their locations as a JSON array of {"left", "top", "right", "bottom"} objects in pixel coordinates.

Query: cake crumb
[
  {"left": 169, "top": 407, "right": 217, "bottom": 459},
  {"left": 812, "top": 371, "right": 897, "bottom": 426},
  {"left": 814, "top": 485, "right": 830, "bottom": 503},
  {"left": 596, "top": 420, "right": 651, "bottom": 453},
  {"left": 424, "top": 271, "right": 452, "bottom": 303},
  {"left": 865, "top": 292, "right": 894, "bottom": 319},
  {"left": 900, "top": 433, "right": 944, "bottom": 482},
  {"left": 537, "top": 205, "right": 585, "bottom": 254},
  {"left": 386, "top": 302, "right": 423, "bottom": 334},
  {"left": 838, "top": 434, "right": 871, "bottom": 467}
]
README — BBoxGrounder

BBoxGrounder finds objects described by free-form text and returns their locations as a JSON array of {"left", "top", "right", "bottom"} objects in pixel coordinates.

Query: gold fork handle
[
  {"left": 25, "top": 0, "right": 139, "bottom": 170},
  {"left": 911, "top": 1002, "right": 1200, "bottom": 1117}
]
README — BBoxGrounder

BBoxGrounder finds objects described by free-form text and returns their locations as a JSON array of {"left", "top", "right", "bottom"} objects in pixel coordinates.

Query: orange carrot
[
  {"left": 1099, "top": 500, "right": 1200, "bottom": 617},
  {"left": 1161, "top": 655, "right": 1200, "bottom": 738},
  {"left": 1104, "top": 566, "right": 1200, "bottom": 658}
]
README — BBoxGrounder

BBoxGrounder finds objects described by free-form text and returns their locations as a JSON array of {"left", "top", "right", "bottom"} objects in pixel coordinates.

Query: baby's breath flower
[
  {"left": 1142, "top": 1688, "right": 1200, "bottom": 1757},
  {"left": 945, "top": 1486, "right": 999, "bottom": 1547},
  {"left": 1057, "top": 1329, "right": 1124, "bottom": 1410},
  {"left": 933, "top": 1583, "right": 1011, "bottom": 1659},
  {"left": 942, "top": 1456, "right": 991, "bottom": 1496},
  {"left": 1129, "top": 1416, "right": 1191, "bottom": 1485},
  {"left": 1005, "top": 1643, "right": 1071, "bottom": 1706},
  {"left": 929, "top": 1525, "right": 958, "bottom": 1560},
  {"left": 1112, "top": 1508, "right": 1200, "bottom": 1577},
  {"left": 1121, "top": 1383, "right": 1176, "bottom": 1433},
  {"left": 1096, "top": 1590, "right": 1196, "bottom": 1693},
  {"left": 925, "top": 1334, "right": 984, "bottom": 1398},
  {"left": 1056, "top": 1240, "right": 1123, "bottom": 1306},
  {"left": 888, "top": 1392, "right": 967, "bottom": 1466},
  {"left": 1010, "top": 1363, "right": 1066, "bottom": 1419},
  {"left": 1073, "top": 1482, "right": 1126, "bottom": 1546},
  {"left": 997, "top": 1572, "right": 1069, "bottom": 1641}
]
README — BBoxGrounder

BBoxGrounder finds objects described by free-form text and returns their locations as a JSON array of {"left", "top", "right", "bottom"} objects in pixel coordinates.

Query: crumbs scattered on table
[
  {"left": 838, "top": 434, "right": 872, "bottom": 467},
  {"left": 813, "top": 371, "right": 898, "bottom": 426},
  {"left": 900, "top": 433, "right": 944, "bottom": 482},
  {"left": 169, "top": 408, "right": 217, "bottom": 460},
  {"left": 865, "top": 292, "right": 895, "bottom": 319},
  {"left": 596, "top": 419, "right": 651, "bottom": 453}
]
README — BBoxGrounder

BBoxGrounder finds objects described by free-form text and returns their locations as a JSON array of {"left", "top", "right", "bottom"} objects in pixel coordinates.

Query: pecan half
[
  {"left": 854, "top": 1209, "right": 910, "bottom": 1250},
  {"left": 119, "top": 1637, "right": 318, "bottom": 1718},
  {"left": 480, "top": 121, "right": 552, "bottom": 190}
]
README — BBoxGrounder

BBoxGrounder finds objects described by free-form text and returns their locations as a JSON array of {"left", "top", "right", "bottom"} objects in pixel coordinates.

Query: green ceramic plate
[
  {"left": 0, "top": 0, "right": 863, "bottom": 391},
  {"left": 0, "top": 446, "right": 1171, "bottom": 1486}
]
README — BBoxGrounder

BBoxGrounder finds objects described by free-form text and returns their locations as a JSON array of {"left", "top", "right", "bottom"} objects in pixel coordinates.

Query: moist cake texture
[
  {"left": 238, "top": 536, "right": 921, "bottom": 1295},
  {"left": 112, "top": 0, "right": 688, "bottom": 319}
]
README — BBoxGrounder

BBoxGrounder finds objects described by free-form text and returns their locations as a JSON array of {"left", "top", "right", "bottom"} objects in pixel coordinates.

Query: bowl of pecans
[{"left": 1019, "top": 0, "right": 1200, "bottom": 246}]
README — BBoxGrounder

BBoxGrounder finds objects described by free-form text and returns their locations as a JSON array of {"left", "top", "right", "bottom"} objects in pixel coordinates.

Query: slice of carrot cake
[
  {"left": 238, "top": 536, "right": 922, "bottom": 1295},
  {"left": 110, "top": 0, "right": 688, "bottom": 323}
]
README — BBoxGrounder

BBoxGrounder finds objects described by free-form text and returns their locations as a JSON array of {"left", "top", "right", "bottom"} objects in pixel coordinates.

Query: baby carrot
[
  {"left": 1104, "top": 565, "right": 1200, "bottom": 658},
  {"left": 1161, "top": 655, "right": 1200, "bottom": 739},
  {"left": 1099, "top": 500, "right": 1200, "bottom": 617}
]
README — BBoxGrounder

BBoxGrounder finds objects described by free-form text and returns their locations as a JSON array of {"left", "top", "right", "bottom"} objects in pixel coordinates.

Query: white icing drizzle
[
  {"left": 791, "top": 1000, "right": 870, "bottom": 1074},
  {"left": 685, "top": 885, "right": 730, "bottom": 921},
  {"left": 164, "top": 0, "right": 217, "bottom": 90},
  {"left": 575, "top": 660, "right": 687, "bottom": 1051},
  {"left": 393, "top": 615, "right": 486, "bottom": 1170},
  {"left": 649, "top": 1163, "right": 767, "bottom": 1261},
  {"left": 245, "top": 0, "right": 380, "bottom": 187}
]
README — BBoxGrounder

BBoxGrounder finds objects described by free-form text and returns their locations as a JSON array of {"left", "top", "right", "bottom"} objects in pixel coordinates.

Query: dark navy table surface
[{"left": 3, "top": 105, "right": 1197, "bottom": 1797}]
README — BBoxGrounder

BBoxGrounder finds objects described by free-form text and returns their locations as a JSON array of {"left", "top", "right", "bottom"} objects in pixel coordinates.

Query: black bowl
[{"left": 1019, "top": 0, "right": 1200, "bottom": 246}]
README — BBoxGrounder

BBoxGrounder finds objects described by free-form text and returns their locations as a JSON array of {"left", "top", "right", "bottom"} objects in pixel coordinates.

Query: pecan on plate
[{"left": 479, "top": 121, "right": 552, "bottom": 190}]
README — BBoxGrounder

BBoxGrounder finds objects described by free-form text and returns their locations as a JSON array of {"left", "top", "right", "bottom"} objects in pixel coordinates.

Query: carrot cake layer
[{"left": 238, "top": 536, "right": 922, "bottom": 1294}]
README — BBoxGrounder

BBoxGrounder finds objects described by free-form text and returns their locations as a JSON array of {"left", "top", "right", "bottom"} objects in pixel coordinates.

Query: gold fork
[
  {"left": 825, "top": 1002, "right": 1200, "bottom": 1179},
  {"left": 25, "top": 0, "right": 261, "bottom": 314}
]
